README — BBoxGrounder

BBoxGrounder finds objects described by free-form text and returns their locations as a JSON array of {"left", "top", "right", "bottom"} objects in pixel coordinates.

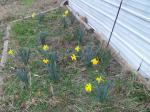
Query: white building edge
[{"left": 67, "top": 0, "right": 150, "bottom": 79}]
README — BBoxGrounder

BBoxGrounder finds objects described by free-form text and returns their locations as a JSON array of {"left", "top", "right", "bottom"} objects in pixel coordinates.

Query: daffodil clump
[
  {"left": 8, "top": 47, "right": 30, "bottom": 87},
  {"left": 84, "top": 77, "right": 104, "bottom": 93},
  {"left": 84, "top": 74, "right": 110, "bottom": 102},
  {"left": 62, "top": 9, "right": 70, "bottom": 29},
  {"left": 96, "top": 75, "right": 110, "bottom": 102},
  {"left": 75, "top": 27, "right": 84, "bottom": 43},
  {"left": 18, "top": 47, "right": 30, "bottom": 65}
]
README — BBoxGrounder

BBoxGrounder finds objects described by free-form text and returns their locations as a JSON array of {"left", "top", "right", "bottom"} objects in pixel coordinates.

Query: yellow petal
[
  {"left": 91, "top": 58, "right": 99, "bottom": 65},
  {"left": 75, "top": 46, "right": 80, "bottom": 52},
  {"left": 71, "top": 54, "right": 77, "bottom": 61},
  {"left": 63, "top": 10, "right": 69, "bottom": 17},
  {"left": 96, "top": 76, "right": 104, "bottom": 84},
  {"left": 8, "top": 49, "right": 14, "bottom": 55},
  {"left": 42, "top": 58, "right": 49, "bottom": 64},
  {"left": 85, "top": 83, "right": 92, "bottom": 93},
  {"left": 43, "top": 45, "right": 49, "bottom": 51},
  {"left": 64, "top": 10, "right": 69, "bottom": 15},
  {"left": 32, "top": 12, "right": 36, "bottom": 18}
]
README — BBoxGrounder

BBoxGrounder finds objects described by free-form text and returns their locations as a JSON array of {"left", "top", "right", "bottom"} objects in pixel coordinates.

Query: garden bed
[{"left": 1, "top": 8, "right": 150, "bottom": 112}]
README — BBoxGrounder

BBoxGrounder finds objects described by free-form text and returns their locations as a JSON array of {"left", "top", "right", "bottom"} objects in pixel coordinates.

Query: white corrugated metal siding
[
  {"left": 68, "top": 0, "right": 150, "bottom": 78},
  {"left": 110, "top": 0, "right": 150, "bottom": 78},
  {"left": 69, "top": 0, "right": 121, "bottom": 39}
]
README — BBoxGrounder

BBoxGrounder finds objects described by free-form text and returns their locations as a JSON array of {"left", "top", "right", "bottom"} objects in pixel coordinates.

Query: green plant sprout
[
  {"left": 74, "top": 26, "right": 84, "bottom": 44},
  {"left": 38, "top": 13, "right": 45, "bottom": 24},
  {"left": 62, "top": 17, "right": 68, "bottom": 29},
  {"left": 83, "top": 45, "right": 95, "bottom": 66},
  {"left": 38, "top": 32, "right": 48, "bottom": 45},
  {"left": 16, "top": 68, "right": 28, "bottom": 87},
  {"left": 18, "top": 47, "right": 30, "bottom": 65},
  {"left": 96, "top": 80, "right": 111, "bottom": 102},
  {"left": 47, "top": 51, "right": 60, "bottom": 81}
]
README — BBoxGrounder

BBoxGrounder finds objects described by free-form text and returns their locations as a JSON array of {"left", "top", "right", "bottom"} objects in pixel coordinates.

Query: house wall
[{"left": 68, "top": 0, "right": 150, "bottom": 78}]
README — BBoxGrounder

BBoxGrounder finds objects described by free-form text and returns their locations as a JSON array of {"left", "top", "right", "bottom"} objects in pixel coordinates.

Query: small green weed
[
  {"left": 38, "top": 13, "right": 45, "bottom": 24},
  {"left": 18, "top": 47, "right": 30, "bottom": 65},
  {"left": 96, "top": 80, "right": 111, "bottom": 102},
  {"left": 37, "top": 31, "right": 48, "bottom": 45},
  {"left": 19, "top": 0, "right": 36, "bottom": 6},
  {"left": 47, "top": 51, "right": 60, "bottom": 81},
  {"left": 74, "top": 26, "right": 84, "bottom": 44},
  {"left": 12, "top": 20, "right": 37, "bottom": 36},
  {"left": 16, "top": 68, "right": 29, "bottom": 86}
]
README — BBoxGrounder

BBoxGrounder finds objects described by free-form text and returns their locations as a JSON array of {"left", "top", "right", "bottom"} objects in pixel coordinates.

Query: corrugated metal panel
[
  {"left": 68, "top": 0, "right": 150, "bottom": 78},
  {"left": 110, "top": 0, "right": 150, "bottom": 78},
  {"left": 69, "top": 0, "right": 121, "bottom": 39}
]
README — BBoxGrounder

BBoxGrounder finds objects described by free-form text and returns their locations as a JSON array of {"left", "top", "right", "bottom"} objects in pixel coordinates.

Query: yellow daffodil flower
[
  {"left": 64, "top": 10, "right": 69, "bottom": 15},
  {"left": 75, "top": 45, "right": 80, "bottom": 52},
  {"left": 8, "top": 49, "right": 14, "bottom": 55},
  {"left": 63, "top": 10, "right": 69, "bottom": 17},
  {"left": 32, "top": 12, "right": 36, "bottom": 18},
  {"left": 71, "top": 54, "right": 77, "bottom": 61},
  {"left": 85, "top": 83, "right": 92, "bottom": 93},
  {"left": 91, "top": 58, "right": 99, "bottom": 65},
  {"left": 42, "top": 58, "right": 49, "bottom": 64},
  {"left": 96, "top": 76, "right": 104, "bottom": 84},
  {"left": 42, "top": 45, "right": 49, "bottom": 51}
]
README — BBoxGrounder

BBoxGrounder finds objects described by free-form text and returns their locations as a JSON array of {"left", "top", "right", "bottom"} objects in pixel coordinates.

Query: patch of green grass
[
  {"left": 11, "top": 20, "right": 37, "bottom": 36},
  {"left": 10, "top": 9, "right": 65, "bottom": 48},
  {"left": 11, "top": 20, "right": 38, "bottom": 47},
  {"left": 19, "top": 0, "right": 36, "bottom": 6}
]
